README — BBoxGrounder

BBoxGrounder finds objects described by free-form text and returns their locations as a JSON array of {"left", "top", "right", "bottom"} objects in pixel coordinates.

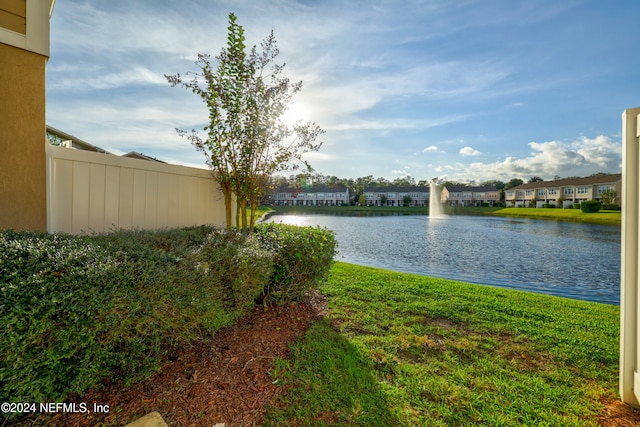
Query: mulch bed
[
  {"left": 6, "top": 289, "right": 640, "bottom": 426},
  {"left": 10, "top": 292, "right": 327, "bottom": 427}
]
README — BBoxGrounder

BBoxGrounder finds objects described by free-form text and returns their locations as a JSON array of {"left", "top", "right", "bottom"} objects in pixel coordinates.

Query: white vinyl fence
[
  {"left": 46, "top": 144, "right": 231, "bottom": 234},
  {"left": 621, "top": 107, "right": 640, "bottom": 407}
]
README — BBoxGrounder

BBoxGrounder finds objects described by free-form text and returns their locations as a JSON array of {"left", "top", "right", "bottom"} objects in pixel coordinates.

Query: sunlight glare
[
  {"left": 275, "top": 215, "right": 308, "bottom": 226},
  {"left": 280, "top": 102, "right": 307, "bottom": 127}
]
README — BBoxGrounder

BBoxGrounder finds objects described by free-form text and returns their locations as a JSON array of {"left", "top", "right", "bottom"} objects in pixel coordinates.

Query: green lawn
[
  {"left": 493, "top": 207, "right": 621, "bottom": 225},
  {"left": 265, "top": 262, "right": 620, "bottom": 426}
]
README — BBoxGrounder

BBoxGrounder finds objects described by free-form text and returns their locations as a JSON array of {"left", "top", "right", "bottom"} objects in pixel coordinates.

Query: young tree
[
  {"left": 166, "top": 13, "right": 323, "bottom": 231},
  {"left": 600, "top": 189, "right": 618, "bottom": 208}
]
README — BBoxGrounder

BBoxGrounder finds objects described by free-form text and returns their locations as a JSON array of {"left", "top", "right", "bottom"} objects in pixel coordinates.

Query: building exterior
[
  {"left": 1, "top": 0, "right": 55, "bottom": 231},
  {"left": 441, "top": 185, "right": 500, "bottom": 207},
  {"left": 47, "top": 126, "right": 166, "bottom": 163},
  {"left": 504, "top": 173, "right": 622, "bottom": 208},
  {"left": 269, "top": 185, "right": 350, "bottom": 206},
  {"left": 362, "top": 186, "right": 430, "bottom": 206},
  {"left": 47, "top": 125, "right": 112, "bottom": 153}
]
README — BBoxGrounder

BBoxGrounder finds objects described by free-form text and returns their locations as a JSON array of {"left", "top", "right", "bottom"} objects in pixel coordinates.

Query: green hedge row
[{"left": 0, "top": 224, "right": 336, "bottom": 404}]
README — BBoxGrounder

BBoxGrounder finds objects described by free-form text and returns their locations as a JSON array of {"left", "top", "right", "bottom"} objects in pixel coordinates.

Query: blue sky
[{"left": 47, "top": 0, "right": 639, "bottom": 183}]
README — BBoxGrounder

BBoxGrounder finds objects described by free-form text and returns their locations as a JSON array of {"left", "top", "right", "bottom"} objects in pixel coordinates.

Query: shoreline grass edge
[{"left": 266, "top": 205, "right": 621, "bottom": 226}]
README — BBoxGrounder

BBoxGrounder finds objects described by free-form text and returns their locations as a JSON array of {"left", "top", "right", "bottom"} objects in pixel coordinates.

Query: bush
[
  {"left": 255, "top": 223, "right": 337, "bottom": 306},
  {"left": 194, "top": 229, "right": 272, "bottom": 313},
  {"left": 573, "top": 203, "right": 581, "bottom": 209},
  {"left": 0, "top": 227, "right": 269, "bottom": 404},
  {"left": 580, "top": 200, "right": 602, "bottom": 213}
]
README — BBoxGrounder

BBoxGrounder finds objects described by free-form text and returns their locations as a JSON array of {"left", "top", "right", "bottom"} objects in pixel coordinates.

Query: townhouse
[
  {"left": 505, "top": 173, "right": 622, "bottom": 208},
  {"left": 441, "top": 185, "right": 500, "bottom": 207},
  {"left": 269, "top": 185, "right": 350, "bottom": 206},
  {"left": 362, "top": 186, "right": 430, "bottom": 206}
]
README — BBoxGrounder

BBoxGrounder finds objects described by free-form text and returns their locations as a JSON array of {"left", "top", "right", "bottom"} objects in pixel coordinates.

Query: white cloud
[
  {"left": 423, "top": 145, "right": 439, "bottom": 152},
  {"left": 327, "top": 115, "right": 468, "bottom": 132},
  {"left": 458, "top": 135, "right": 621, "bottom": 182},
  {"left": 574, "top": 135, "right": 622, "bottom": 168},
  {"left": 49, "top": 66, "right": 166, "bottom": 91},
  {"left": 460, "top": 146, "right": 481, "bottom": 156}
]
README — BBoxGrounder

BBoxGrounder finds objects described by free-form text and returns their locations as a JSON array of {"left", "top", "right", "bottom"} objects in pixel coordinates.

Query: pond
[{"left": 266, "top": 213, "right": 621, "bottom": 305}]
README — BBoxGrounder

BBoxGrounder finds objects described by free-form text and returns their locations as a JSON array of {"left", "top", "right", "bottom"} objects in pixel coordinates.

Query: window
[
  {"left": 564, "top": 187, "right": 574, "bottom": 195},
  {"left": 548, "top": 188, "right": 557, "bottom": 195},
  {"left": 597, "top": 185, "right": 612, "bottom": 194},
  {"left": 577, "top": 186, "right": 589, "bottom": 194},
  {"left": 517, "top": 191, "right": 524, "bottom": 197},
  {"left": 463, "top": 192, "right": 472, "bottom": 199},
  {"left": 526, "top": 190, "right": 534, "bottom": 196},
  {"left": 537, "top": 189, "right": 546, "bottom": 197}
]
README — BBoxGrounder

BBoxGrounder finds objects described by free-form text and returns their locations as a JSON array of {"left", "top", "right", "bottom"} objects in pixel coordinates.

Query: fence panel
[
  {"left": 621, "top": 107, "right": 640, "bottom": 406},
  {"left": 46, "top": 145, "right": 230, "bottom": 234}
]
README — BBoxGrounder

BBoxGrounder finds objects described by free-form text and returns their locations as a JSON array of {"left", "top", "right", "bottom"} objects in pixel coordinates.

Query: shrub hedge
[
  {"left": 255, "top": 223, "right": 337, "bottom": 306},
  {"left": 580, "top": 200, "right": 602, "bottom": 213},
  {"left": 0, "top": 224, "right": 335, "bottom": 404}
]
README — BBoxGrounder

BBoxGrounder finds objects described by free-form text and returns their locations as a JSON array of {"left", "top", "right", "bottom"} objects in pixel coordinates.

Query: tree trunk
[
  {"left": 249, "top": 199, "right": 258, "bottom": 232},
  {"left": 222, "top": 183, "right": 233, "bottom": 230}
]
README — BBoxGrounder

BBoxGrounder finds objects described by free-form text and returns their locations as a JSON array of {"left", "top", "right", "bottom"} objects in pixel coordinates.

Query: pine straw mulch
[{"left": 6, "top": 289, "right": 640, "bottom": 427}]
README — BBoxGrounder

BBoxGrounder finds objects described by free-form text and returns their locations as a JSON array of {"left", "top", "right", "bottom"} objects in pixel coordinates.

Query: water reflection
[{"left": 267, "top": 214, "right": 621, "bottom": 305}]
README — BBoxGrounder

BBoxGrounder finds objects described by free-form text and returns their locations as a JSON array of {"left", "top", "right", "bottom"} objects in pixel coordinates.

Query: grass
[
  {"left": 265, "top": 262, "right": 620, "bottom": 426},
  {"left": 493, "top": 207, "right": 621, "bottom": 225}
]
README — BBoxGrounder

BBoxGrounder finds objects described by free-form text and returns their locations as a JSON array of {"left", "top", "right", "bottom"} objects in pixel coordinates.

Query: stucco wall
[{"left": 0, "top": 42, "right": 47, "bottom": 231}]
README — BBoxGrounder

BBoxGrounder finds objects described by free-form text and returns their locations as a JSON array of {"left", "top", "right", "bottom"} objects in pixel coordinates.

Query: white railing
[{"left": 46, "top": 144, "right": 231, "bottom": 234}]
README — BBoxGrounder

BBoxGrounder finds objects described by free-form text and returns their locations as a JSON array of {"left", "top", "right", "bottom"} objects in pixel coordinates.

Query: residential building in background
[
  {"left": 362, "top": 186, "right": 430, "bottom": 206},
  {"left": 441, "top": 185, "right": 500, "bottom": 207},
  {"left": 269, "top": 185, "right": 350, "bottom": 206},
  {"left": 505, "top": 173, "right": 622, "bottom": 208}
]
